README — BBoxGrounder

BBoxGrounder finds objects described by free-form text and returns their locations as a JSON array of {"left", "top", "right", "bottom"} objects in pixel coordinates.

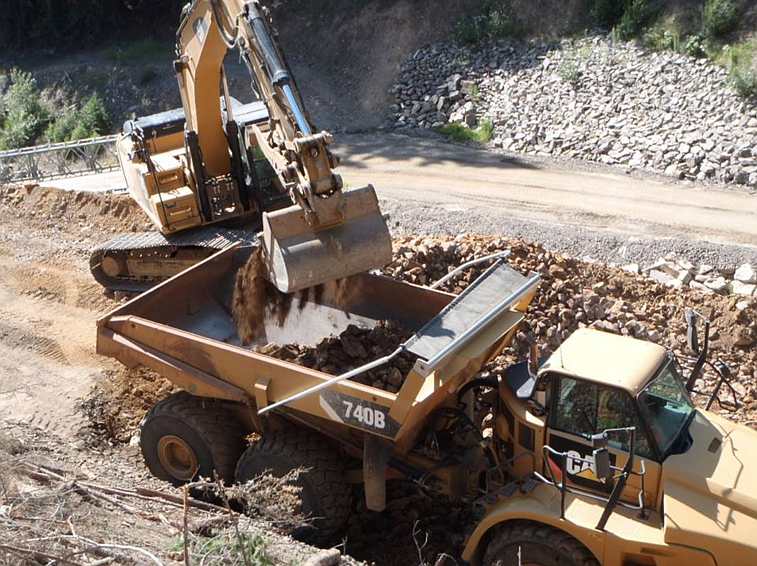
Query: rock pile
[
  {"left": 384, "top": 235, "right": 757, "bottom": 426},
  {"left": 256, "top": 321, "right": 416, "bottom": 393},
  {"left": 390, "top": 35, "right": 757, "bottom": 187},
  {"left": 640, "top": 257, "right": 757, "bottom": 296}
]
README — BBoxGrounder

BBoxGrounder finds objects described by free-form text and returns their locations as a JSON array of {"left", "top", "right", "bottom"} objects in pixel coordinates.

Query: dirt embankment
[
  {"left": 0, "top": 183, "right": 150, "bottom": 233},
  {"left": 272, "top": 0, "right": 586, "bottom": 130}
]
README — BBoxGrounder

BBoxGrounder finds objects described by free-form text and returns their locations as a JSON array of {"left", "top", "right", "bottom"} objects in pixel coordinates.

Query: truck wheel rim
[{"left": 157, "top": 435, "right": 199, "bottom": 481}]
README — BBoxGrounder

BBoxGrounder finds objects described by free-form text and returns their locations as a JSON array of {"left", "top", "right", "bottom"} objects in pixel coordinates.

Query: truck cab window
[{"left": 555, "top": 377, "right": 655, "bottom": 459}]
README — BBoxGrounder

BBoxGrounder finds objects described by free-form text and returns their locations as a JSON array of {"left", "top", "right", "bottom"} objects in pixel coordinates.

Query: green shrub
[
  {"left": 45, "top": 93, "right": 111, "bottom": 143},
  {"left": 642, "top": 25, "right": 681, "bottom": 51},
  {"left": 702, "top": 0, "right": 740, "bottom": 39},
  {"left": 0, "top": 70, "right": 50, "bottom": 150},
  {"left": 589, "top": 0, "right": 632, "bottom": 28},
  {"left": 436, "top": 120, "right": 494, "bottom": 143},
  {"left": 557, "top": 58, "right": 583, "bottom": 85},
  {"left": 730, "top": 64, "right": 757, "bottom": 99},
  {"left": 455, "top": 5, "right": 520, "bottom": 44},
  {"left": 683, "top": 34, "right": 708, "bottom": 57},
  {"left": 45, "top": 108, "right": 78, "bottom": 144},
  {"left": 613, "top": 0, "right": 652, "bottom": 40},
  {"left": 469, "top": 84, "right": 480, "bottom": 101},
  {"left": 720, "top": 43, "right": 757, "bottom": 99}
]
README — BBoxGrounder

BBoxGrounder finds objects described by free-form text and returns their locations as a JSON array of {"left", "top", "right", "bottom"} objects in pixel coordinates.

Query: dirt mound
[
  {"left": 0, "top": 183, "right": 150, "bottom": 234},
  {"left": 345, "top": 480, "right": 474, "bottom": 564},
  {"left": 78, "top": 366, "right": 179, "bottom": 445}
]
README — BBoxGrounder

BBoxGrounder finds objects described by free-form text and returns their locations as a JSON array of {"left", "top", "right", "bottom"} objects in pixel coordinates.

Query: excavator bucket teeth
[{"left": 262, "top": 185, "right": 392, "bottom": 293}]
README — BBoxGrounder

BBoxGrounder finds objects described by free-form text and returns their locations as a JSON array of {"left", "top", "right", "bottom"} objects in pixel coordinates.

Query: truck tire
[
  {"left": 140, "top": 392, "right": 245, "bottom": 486},
  {"left": 235, "top": 430, "right": 352, "bottom": 543},
  {"left": 483, "top": 521, "right": 600, "bottom": 566}
]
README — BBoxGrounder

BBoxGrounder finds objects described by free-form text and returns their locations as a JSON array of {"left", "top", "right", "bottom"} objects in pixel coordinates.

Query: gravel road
[{"left": 334, "top": 132, "right": 757, "bottom": 269}]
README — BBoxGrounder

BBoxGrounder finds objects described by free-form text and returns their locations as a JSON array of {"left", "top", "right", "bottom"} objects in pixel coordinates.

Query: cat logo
[
  {"left": 548, "top": 435, "right": 615, "bottom": 493},
  {"left": 566, "top": 450, "right": 599, "bottom": 480}
]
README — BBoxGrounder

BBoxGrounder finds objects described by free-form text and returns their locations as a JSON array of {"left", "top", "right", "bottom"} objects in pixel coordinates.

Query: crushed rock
[
  {"left": 256, "top": 320, "right": 416, "bottom": 393},
  {"left": 385, "top": 234, "right": 757, "bottom": 426}
]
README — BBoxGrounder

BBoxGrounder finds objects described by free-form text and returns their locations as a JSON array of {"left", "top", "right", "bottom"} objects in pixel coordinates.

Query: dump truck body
[{"left": 97, "top": 244, "right": 538, "bottom": 505}]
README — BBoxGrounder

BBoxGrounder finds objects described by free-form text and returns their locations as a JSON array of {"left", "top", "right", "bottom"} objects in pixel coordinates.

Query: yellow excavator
[{"left": 91, "top": 0, "right": 391, "bottom": 293}]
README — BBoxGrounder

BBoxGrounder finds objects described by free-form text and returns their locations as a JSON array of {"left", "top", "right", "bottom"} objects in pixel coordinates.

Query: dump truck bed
[{"left": 97, "top": 244, "right": 538, "bottom": 456}]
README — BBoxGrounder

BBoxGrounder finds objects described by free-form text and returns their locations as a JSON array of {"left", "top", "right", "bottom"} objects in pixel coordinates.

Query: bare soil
[{"left": 2, "top": 183, "right": 756, "bottom": 566}]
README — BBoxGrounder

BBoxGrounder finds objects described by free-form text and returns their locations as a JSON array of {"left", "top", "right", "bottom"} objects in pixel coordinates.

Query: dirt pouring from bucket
[{"left": 230, "top": 248, "right": 417, "bottom": 392}]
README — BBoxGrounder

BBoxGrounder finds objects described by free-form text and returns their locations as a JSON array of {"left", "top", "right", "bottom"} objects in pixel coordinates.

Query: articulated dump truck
[{"left": 97, "top": 244, "right": 757, "bottom": 566}]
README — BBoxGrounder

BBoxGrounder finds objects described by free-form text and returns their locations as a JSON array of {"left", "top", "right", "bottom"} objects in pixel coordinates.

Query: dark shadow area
[{"left": 335, "top": 132, "right": 542, "bottom": 171}]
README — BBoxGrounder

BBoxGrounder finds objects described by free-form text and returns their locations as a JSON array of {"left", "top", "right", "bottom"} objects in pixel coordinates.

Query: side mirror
[
  {"left": 686, "top": 310, "right": 699, "bottom": 354},
  {"left": 591, "top": 432, "right": 608, "bottom": 449},
  {"left": 593, "top": 447, "right": 612, "bottom": 480}
]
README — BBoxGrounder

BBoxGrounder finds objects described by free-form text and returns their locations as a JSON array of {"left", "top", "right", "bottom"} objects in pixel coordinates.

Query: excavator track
[{"left": 90, "top": 227, "right": 259, "bottom": 293}]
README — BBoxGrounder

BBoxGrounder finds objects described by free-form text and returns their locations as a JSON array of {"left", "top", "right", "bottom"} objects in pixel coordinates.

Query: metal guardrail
[{"left": 0, "top": 135, "right": 120, "bottom": 183}]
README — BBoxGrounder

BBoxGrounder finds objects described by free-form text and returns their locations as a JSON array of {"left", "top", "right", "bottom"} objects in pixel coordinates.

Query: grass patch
[
  {"left": 0, "top": 69, "right": 50, "bottom": 150},
  {"left": 170, "top": 530, "right": 275, "bottom": 566},
  {"left": 557, "top": 58, "right": 583, "bottom": 85},
  {"left": 469, "top": 84, "right": 480, "bottom": 101},
  {"left": 104, "top": 38, "right": 174, "bottom": 66},
  {"left": 702, "top": 0, "right": 740, "bottom": 40},
  {"left": 436, "top": 120, "right": 494, "bottom": 143},
  {"left": 642, "top": 24, "right": 681, "bottom": 52},
  {"left": 454, "top": 5, "right": 522, "bottom": 45},
  {"left": 722, "top": 43, "right": 757, "bottom": 99}
]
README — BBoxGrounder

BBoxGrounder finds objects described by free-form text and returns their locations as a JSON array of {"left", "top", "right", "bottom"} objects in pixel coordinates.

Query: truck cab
[{"left": 465, "top": 326, "right": 757, "bottom": 566}]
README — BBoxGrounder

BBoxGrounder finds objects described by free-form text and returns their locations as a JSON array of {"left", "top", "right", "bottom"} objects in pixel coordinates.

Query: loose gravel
[{"left": 380, "top": 197, "right": 757, "bottom": 270}]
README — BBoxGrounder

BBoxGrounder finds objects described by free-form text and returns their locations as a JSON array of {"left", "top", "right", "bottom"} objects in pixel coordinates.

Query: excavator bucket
[{"left": 262, "top": 185, "right": 393, "bottom": 293}]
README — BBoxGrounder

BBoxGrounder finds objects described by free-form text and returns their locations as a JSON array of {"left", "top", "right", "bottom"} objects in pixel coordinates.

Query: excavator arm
[{"left": 175, "top": 0, "right": 391, "bottom": 292}]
